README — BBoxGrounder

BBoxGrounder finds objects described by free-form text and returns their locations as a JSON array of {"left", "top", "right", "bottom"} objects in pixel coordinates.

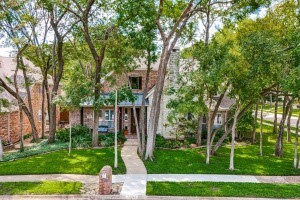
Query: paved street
[{"left": 258, "top": 112, "right": 298, "bottom": 127}]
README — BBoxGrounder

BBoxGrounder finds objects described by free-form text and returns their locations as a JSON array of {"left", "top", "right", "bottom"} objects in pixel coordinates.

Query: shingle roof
[{"left": 0, "top": 56, "right": 49, "bottom": 112}]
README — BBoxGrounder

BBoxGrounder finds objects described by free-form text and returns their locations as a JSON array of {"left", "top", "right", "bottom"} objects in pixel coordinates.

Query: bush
[
  {"left": 98, "top": 132, "right": 127, "bottom": 147},
  {"left": 104, "top": 137, "right": 114, "bottom": 147},
  {"left": 56, "top": 125, "right": 92, "bottom": 147},
  {"left": 24, "top": 133, "right": 32, "bottom": 140},
  {"left": 155, "top": 135, "right": 183, "bottom": 149},
  {"left": 56, "top": 129, "right": 69, "bottom": 142}
]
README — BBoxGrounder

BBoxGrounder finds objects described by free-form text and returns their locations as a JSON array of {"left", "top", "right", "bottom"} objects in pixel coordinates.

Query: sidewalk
[
  {"left": 120, "top": 139, "right": 147, "bottom": 196},
  {"left": 1, "top": 174, "right": 300, "bottom": 184}
]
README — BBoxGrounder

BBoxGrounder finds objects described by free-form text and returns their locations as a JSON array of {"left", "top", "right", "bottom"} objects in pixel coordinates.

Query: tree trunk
[
  {"left": 128, "top": 76, "right": 142, "bottom": 155},
  {"left": 140, "top": 50, "right": 152, "bottom": 155},
  {"left": 68, "top": 112, "right": 72, "bottom": 156},
  {"left": 41, "top": 81, "right": 45, "bottom": 139},
  {"left": 229, "top": 104, "right": 240, "bottom": 171},
  {"left": 260, "top": 97, "right": 264, "bottom": 156},
  {"left": 21, "top": 60, "right": 38, "bottom": 142},
  {"left": 206, "top": 111, "right": 212, "bottom": 164},
  {"left": 92, "top": 110, "right": 99, "bottom": 147},
  {"left": 211, "top": 101, "right": 254, "bottom": 155},
  {"left": 0, "top": 137, "right": 3, "bottom": 161},
  {"left": 275, "top": 96, "right": 292, "bottom": 157},
  {"left": 273, "top": 89, "right": 279, "bottom": 134},
  {"left": 19, "top": 107, "right": 24, "bottom": 152},
  {"left": 145, "top": 46, "right": 172, "bottom": 160},
  {"left": 133, "top": 105, "right": 142, "bottom": 155},
  {"left": 114, "top": 91, "right": 118, "bottom": 168},
  {"left": 252, "top": 102, "right": 258, "bottom": 144},
  {"left": 48, "top": 102, "right": 57, "bottom": 143},
  {"left": 145, "top": 3, "right": 193, "bottom": 159},
  {"left": 287, "top": 102, "right": 293, "bottom": 143},
  {"left": 209, "top": 92, "right": 227, "bottom": 148},
  {"left": 294, "top": 113, "right": 300, "bottom": 169},
  {"left": 7, "top": 109, "right": 11, "bottom": 144},
  {"left": 197, "top": 113, "right": 203, "bottom": 146}
]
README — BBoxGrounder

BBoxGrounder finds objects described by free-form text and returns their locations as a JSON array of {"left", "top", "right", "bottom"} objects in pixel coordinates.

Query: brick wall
[
  {"left": 0, "top": 83, "right": 60, "bottom": 143},
  {"left": 102, "top": 70, "right": 158, "bottom": 93}
]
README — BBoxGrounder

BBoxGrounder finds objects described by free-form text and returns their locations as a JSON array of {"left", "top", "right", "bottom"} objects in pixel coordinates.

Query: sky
[{"left": 0, "top": 2, "right": 272, "bottom": 57}]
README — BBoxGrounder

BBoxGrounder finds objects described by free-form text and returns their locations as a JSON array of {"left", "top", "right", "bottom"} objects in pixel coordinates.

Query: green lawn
[
  {"left": 261, "top": 120, "right": 297, "bottom": 131},
  {"left": 144, "top": 125, "right": 300, "bottom": 175},
  {"left": 0, "top": 181, "right": 82, "bottom": 195},
  {"left": 147, "top": 182, "right": 300, "bottom": 198},
  {"left": 0, "top": 148, "right": 125, "bottom": 175}
]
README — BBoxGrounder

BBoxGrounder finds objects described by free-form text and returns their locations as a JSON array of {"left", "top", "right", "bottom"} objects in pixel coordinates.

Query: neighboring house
[
  {"left": 69, "top": 48, "right": 235, "bottom": 138},
  {"left": 0, "top": 56, "right": 60, "bottom": 144}
]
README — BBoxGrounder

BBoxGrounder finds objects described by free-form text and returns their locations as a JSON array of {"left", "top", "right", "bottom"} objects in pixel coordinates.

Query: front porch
[
  {"left": 68, "top": 93, "right": 149, "bottom": 136},
  {"left": 98, "top": 107, "right": 143, "bottom": 136}
]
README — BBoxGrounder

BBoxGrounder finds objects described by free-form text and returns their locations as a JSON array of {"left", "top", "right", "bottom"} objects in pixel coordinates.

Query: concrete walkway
[
  {"left": 1, "top": 174, "right": 300, "bottom": 184},
  {"left": 120, "top": 139, "right": 147, "bottom": 196},
  {"left": 0, "top": 174, "right": 125, "bottom": 184}
]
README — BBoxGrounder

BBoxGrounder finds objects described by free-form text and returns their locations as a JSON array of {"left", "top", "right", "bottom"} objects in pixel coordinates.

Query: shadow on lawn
[{"left": 0, "top": 148, "right": 126, "bottom": 175}]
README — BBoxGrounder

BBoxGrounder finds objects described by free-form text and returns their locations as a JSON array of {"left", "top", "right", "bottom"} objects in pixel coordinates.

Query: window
[
  {"left": 39, "top": 85, "right": 43, "bottom": 93},
  {"left": 217, "top": 113, "right": 222, "bottom": 125},
  {"left": 124, "top": 108, "right": 128, "bottom": 121},
  {"left": 129, "top": 76, "right": 142, "bottom": 90},
  {"left": 105, "top": 110, "right": 114, "bottom": 121},
  {"left": 202, "top": 115, "right": 206, "bottom": 124},
  {"left": 38, "top": 109, "right": 42, "bottom": 121}
]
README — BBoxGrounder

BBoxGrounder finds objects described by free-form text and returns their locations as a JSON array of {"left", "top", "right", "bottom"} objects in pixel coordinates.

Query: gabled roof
[{"left": 0, "top": 56, "right": 50, "bottom": 112}]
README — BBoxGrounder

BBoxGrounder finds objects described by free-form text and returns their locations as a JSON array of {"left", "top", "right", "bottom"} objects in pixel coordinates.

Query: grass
[
  {"left": 0, "top": 148, "right": 126, "bottom": 175},
  {"left": 147, "top": 182, "right": 300, "bottom": 198},
  {"left": 0, "top": 181, "right": 82, "bottom": 195},
  {"left": 261, "top": 120, "right": 297, "bottom": 132},
  {"left": 144, "top": 125, "right": 300, "bottom": 175}
]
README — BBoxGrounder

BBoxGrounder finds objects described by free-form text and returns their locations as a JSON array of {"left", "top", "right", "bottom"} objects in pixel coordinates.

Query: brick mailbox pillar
[{"left": 99, "top": 165, "right": 112, "bottom": 195}]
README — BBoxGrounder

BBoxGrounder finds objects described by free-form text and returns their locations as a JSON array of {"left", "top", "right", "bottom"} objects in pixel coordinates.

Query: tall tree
[
  {"left": 0, "top": 0, "right": 40, "bottom": 141},
  {"left": 145, "top": 0, "right": 271, "bottom": 160}
]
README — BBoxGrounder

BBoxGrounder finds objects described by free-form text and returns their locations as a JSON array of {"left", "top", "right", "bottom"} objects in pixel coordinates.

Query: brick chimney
[{"left": 168, "top": 47, "right": 180, "bottom": 89}]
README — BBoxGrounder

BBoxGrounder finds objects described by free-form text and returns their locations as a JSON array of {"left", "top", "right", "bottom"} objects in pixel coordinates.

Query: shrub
[
  {"left": 56, "top": 125, "right": 92, "bottom": 147},
  {"left": 98, "top": 132, "right": 127, "bottom": 147},
  {"left": 155, "top": 135, "right": 183, "bottom": 149},
  {"left": 56, "top": 129, "right": 69, "bottom": 142},
  {"left": 104, "top": 137, "right": 114, "bottom": 147},
  {"left": 24, "top": 133, "right": 32, "bottom": 140}
]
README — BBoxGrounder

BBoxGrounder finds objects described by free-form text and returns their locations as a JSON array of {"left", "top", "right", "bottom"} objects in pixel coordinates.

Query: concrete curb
[{"left": 0, "top": 195, "right": 293, "bottom": 200}]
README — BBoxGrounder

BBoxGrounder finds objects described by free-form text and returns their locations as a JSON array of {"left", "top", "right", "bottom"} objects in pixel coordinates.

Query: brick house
[
  {"left": 0, "top": 56, "right": 60, "bottom": 144},
  {"left": 69, "top": 48, "right": 234, "bottom": 138}
]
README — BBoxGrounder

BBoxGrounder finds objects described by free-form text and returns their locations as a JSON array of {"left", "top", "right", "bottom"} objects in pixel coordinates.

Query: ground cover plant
[
  {"left": 144, "top": 125, "right": 300, "bottom": 175},
  {"left": 147, "top": 182, "right": 300, "bottom": 198},
  {"left": 0, "top": 181, "right": 82, "bottom": 195},
  {"left": 0, "top": 148, "right": 125, "bottom": 175},
  {"left": 1, "top": 140, "right": 68, "bottom": 162}
]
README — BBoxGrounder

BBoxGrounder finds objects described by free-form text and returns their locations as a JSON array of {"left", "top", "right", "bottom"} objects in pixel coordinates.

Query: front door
[{"left": 130, "top": 108, "right": 140, "bottom": 134}]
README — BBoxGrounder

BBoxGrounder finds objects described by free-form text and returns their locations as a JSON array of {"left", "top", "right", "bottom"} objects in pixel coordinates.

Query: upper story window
[
  {"left": 217, "top": 113, "right": 222, "bottom": 125},
  {"left": 129, "top": 76, "right": 142, "bottom": 90}
]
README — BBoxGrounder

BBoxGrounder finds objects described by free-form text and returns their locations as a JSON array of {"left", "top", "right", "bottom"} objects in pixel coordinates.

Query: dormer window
[{"left": 129, "top": 76, "right": 142, "bottom": 90}]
